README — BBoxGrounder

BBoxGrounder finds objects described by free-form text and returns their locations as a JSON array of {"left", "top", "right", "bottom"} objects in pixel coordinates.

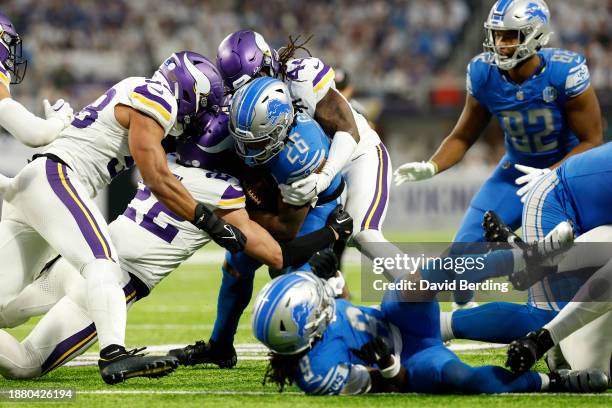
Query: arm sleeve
[{"left": 0, "top": 98, "right": 64, "bottom": 147}]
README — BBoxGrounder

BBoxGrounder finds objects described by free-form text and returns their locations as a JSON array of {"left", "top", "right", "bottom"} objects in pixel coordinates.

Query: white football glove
[
  {"left": 280, "top": 172, "right": 332, "bottom": 206},
  {"left": 515, "top": 164, "right": 551, "bottom": 203},
  {"left": 43, "top": 99, "right": 74, "bottom": 128},
  {"left": 393, "top": 161, "right": 437, "bottom": 186}
]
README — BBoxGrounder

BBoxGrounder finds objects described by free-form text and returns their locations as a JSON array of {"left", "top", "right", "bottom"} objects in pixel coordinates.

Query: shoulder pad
[
  {"left": 128, "top": 78, "right": 178, "bottom": 135},
  {"left": 286, "top": 57, "right": 335, "bottom": 91},
  {"left": 546, "top": 49, "right": 590, "bottom": 99},
  {"left": 466, "top": 52, "right": 494, "bottom": 98}
]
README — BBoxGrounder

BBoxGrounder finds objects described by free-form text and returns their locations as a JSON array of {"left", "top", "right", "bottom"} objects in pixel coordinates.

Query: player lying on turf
[
  {"left": 506, "top": 254, "right": 612, "bottom": 378},
  {"left": 393, "top": 0, "right": 603, "bottom": 309},
  {"left": 0, "top": 111, "right": 353, "bottom": 383},
  {"left": 0, "top": 12, "right": 74, "bottom": 152},
  {"left": 0, "top": 50, "right": 250, "bottom": 384},
  {"left": 252, "top": 269, "right": 609, "bottom": 395},
  {"left": 169, "top": 77, "right": 356, "bottom": 367},
  {"left": 442, "top": 143, "right": 612, "bottom": 364}
]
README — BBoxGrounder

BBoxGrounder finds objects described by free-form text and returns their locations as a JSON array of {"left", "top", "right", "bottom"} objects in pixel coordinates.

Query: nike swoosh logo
[
  {"left": 222, "top": 224, "right": 237, "bottom": 240},
  {"left": 335, "top": 217, "right": 350, "bottom": 224},
  {"left": 313, "top": 61, "right": 320, "bottom": 69}
]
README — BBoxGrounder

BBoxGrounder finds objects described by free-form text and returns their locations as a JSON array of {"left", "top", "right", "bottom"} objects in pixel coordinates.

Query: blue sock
[
  {"left": 419, "top": 250, "right": 514, "bottom": 285},
  {"left": 210, "top": 252, "right": 258, "bottom": 344},
  {"left": 451, "top": 302, "right": 558, "bottom": 343},
  {"left": 442, "top": 359, "right": 541, "bottom": 393}
]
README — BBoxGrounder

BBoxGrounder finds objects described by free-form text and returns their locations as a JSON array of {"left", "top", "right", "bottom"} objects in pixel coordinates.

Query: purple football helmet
[
  {"left": 0, "top": 12, "right": 27, "bottom": 84},
  {"left": 175, "top": 111, "right": 233, "bottom": 170},
  {"left": 216, "top": 30, "right": 279, "bottom": 92},
  {"left": 155, "top": 51, "right": 225, "bottom": 128}
]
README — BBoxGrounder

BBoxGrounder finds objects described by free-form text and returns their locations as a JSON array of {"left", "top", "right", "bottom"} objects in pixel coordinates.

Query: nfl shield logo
[{"left": 543, "top": 86, "right": 557, "bottom": 103}]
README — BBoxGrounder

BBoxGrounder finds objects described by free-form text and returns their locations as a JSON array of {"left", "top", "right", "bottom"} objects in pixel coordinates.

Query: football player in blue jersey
[
  {"left": 168, "top": 77, "right": 352, "bottom": 366},
  {"left": 394, "top": 0, "right": 603, "bottom": 309},
  {"left": 252, "top": 271, "right": 609, "bottom": 395}
]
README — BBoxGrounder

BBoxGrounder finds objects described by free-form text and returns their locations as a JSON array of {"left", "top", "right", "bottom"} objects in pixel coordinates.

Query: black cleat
[
  {"left": 549, "top": 369, "right": 610, "bottom": 393},
  {"left": 483, "top": 210, "right": 523, "bottom": 245},
  {"left": 168, "top": 340, "right": 237, "bottom": 368},
  {"left": 98, "top": 345, "right": 179, "bottom": 385},
  {"left": 506, "top": 329, "right": 554, "bottom": 373}
]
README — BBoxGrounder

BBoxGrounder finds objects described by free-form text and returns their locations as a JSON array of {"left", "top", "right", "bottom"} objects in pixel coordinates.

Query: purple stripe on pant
[
  {"left": 360, "top": 143, "right": 390, "bottom": 231},
  {"left": 45, "top": 160, "right": 113, "bottom": 260}
]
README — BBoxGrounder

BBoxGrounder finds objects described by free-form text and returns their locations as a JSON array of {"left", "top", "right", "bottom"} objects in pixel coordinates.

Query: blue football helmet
[
  {"left": 252, "top": 272, "right": 336, "bottom": 355},
  {"left": 229, "top": 76, "right": 294, "bottom": 166},
  {"left": 484, "top": 0, "right": 553, "bottom": 70}
]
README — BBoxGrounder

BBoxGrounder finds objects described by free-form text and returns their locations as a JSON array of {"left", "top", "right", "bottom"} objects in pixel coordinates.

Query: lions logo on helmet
[
  {"left": 252, "top": 272, "right": 336, "bottom": 355},
  {"left": 483, "top": 0, "right": 553, "bottom": 70},
  {"left": 229, "top": 77, "right": 295, "bottom": 166}
]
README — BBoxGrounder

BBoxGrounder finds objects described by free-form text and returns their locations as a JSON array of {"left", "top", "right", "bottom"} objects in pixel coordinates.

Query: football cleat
[
  {"left": 506, "top": 329, "right": 554, "bottom": 373},
  {"left": 451, "top": 301, "right": 479, "bottom": 311},
  {"left": 549, "top": 369, "right": 610, "bottom": 393},
  {"left": 98, "top": 345, "right": 179, "bottom": 385},
  {"left": 510, "top": 221, "right": 574, "bottom": 290},
  {"left": 168, "top": 340, "right": 237, "bottom": 368},
  {"left": 483, "top": 210, "right": 524, "bottom": 246}
]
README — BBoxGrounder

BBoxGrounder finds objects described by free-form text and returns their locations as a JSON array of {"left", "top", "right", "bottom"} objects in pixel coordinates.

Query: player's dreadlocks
[
  {"left": 277, "top": 34, "right": 313, "bottom": 80},
  {"left": 263, "top": 350, "right": 308, "bottom": 392}
]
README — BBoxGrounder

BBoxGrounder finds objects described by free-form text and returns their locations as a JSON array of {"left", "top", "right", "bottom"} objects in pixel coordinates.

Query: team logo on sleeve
[{"left": 543, "top": 86, "right": 557, "bottom": 103}]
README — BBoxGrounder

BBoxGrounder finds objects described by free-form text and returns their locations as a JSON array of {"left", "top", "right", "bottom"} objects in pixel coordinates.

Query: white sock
[
  {"left": 440, "top": 311, "right": 455, "bottom": 341},
  {"left": 539, "top": 373, "right": 550, "bottom": 391}
]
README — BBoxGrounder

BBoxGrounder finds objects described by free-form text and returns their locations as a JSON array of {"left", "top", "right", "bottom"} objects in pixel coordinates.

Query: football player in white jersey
[
  {"left": 0, "top": 51, "right": 248, "bottom": 384},
  {"left": 0, "top": 116, "right": 353, "bottom": 380},
  {"left": 216, "top": 31, "right": 395, "bottom": 261},
  {"left": 0, "top": 12, "right": 73, "bottom": 151}
]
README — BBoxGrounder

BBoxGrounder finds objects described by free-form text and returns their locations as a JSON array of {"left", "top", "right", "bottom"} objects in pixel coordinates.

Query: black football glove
[
  {"left": 326, "top": 205, "right": 353, "bottom": 241},
  {"left": 309, "top": 249, "right": 339, "bottom": 280},
  {"left": 192, "top": 203, "right": 246, "bottom": 254},
  {"left": 350, "top": 336, "right": 394, "bottom": 369}
]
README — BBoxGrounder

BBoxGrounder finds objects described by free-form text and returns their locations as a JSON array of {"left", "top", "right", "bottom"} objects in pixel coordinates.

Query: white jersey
[
  {"left": 45, "top": 76, "right": 178, "bottom": 197},
  {"left": 284, "top": 57, "right": 380, "bottom": 159},
  {"left": 110, "top": 158, "right": 246, "bottom": 290}
]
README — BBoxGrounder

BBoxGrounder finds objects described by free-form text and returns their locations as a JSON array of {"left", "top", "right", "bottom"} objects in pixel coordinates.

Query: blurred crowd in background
[{"left": 0, "top": 0, "right": 610, "bottom": 166}]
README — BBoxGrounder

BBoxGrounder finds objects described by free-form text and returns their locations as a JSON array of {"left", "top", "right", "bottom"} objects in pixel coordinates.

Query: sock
[
  {"left": 440, "top": 312, "right": 455, "bottom": 341},
  {"left": 539, "top": 373, "right": 550, "bottom": 391},
  {"left": 210, "top": 253, "right": 256, "bottom": 344}
]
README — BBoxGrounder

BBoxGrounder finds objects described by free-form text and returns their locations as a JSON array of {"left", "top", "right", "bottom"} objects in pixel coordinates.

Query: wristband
[
  {"left": 379, "top": 355, "right": 401, "bottom": 379},
  {"left": 427, "top": 160, "right": 439, "bottom": 175}
]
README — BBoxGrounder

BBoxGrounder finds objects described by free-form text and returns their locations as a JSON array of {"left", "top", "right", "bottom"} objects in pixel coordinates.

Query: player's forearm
[
  {"left": 248, "top": 207, "right": 307, "bottom": 241},
  {"left": 144, "top": 172, "right": 197, "bottom": 221},
  {"left": 367, "top": 368, "right": 408, "bottom": 393},
  {"left": 315, "top": 89, "right": 360, "bottom": 143},
  {"left": 0, "top": 98, "right": 63, "bottom": 147},
  {"left": 429, "top": 135, "right": 472, "bottom": 173}
]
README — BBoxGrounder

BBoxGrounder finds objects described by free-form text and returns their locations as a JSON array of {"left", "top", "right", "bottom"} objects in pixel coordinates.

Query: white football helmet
[
  {"left": 484, "top": 0, "right": 553, "bottom": 70},
  {"left": 252, "top": 272, "right": 336, "bottom": 355}
]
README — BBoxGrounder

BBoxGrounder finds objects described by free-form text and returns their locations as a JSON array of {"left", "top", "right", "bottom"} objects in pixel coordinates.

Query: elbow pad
[{"left": 0, "top": 98, "right": 64, "bottom": 147}]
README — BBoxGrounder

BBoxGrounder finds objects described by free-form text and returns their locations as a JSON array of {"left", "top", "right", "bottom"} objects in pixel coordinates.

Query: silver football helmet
[
  {"left": 484, "top": 0, "right": 553, "bottom": 70},
  {"left": 252, "top": 272, "right": 336, "bottom": 355},
  {"left": 229, "top": 76, "right": 294, "bottom": 166}
]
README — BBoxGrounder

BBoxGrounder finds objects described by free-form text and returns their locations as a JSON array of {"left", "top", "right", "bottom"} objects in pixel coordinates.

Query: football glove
[
  {"left": 192, "top": 203, "right": 246, "bottom": 254},
  {"left": 393, "top": 161, "right": 437, "bottom": 186},
  {"left": 43, "top": 99, "right": 74, "bottom": 128},
  {"left": 515, "top": 164, "right": 551, "bottom": 203},
  {"left": 326, "top": 204, "right": 353, "bottom": 241},
  {"left": 280, "top": 171, "right": 333, "bottom": 206}
]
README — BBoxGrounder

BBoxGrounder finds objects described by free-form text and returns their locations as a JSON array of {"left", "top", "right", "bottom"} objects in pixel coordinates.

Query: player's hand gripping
[
  {"left": 351, "top": 336, "right": 400, "bottom": 378},
  {"left": 192, "top": 203, "right": 246, "bottom": 253},
  {"left": 515, "top": 164, "right": 551, "bottom": 203},
  {"left": 280, "top": 171, "right": 333, "bottom": 206},
  {"left": 43, "top": 99, "right": 74, "bottom": 128},
  {"left": 393, "top": 161, "right": 437, "bottom": 186},
  {"left": 326, "top": 205, "right": 353, "bottom": 241}
]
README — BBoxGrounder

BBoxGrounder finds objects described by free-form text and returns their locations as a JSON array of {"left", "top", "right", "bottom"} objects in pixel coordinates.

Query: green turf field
[{"left": 2, "top": 236, "right": 610, "bottom": 407}]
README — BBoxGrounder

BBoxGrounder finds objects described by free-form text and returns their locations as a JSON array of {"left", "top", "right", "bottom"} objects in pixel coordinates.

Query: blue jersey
[
  {"left": 265, "top": 113, "right": 342, "bottom": 201},
  {"left": 293, "top": 299, "right": 399, "bottom": 395},
  {"left": 557, "top": 142, "right": 612, "bottom": 233},
  {"left": 467, "top": 48, "right": 590, "bottom": 167}
]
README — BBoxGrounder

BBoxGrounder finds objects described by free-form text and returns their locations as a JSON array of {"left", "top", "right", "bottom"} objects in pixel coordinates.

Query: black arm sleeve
[{"left": 280, "top": 227, "right": 336, "bottom": 268}]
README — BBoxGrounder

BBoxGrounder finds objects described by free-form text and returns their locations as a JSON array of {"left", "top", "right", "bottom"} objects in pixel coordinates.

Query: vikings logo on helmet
[{"left": 267, "top": 99, "right": 292, "bottom": 125}]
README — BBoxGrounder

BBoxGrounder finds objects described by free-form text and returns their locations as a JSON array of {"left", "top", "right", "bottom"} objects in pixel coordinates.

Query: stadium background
[
  {"left": 0, "top": 1, "right": 610, "bottom": 406},
  {"left": 0, "top": 0, "right": 609, "bottom": 234}
]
